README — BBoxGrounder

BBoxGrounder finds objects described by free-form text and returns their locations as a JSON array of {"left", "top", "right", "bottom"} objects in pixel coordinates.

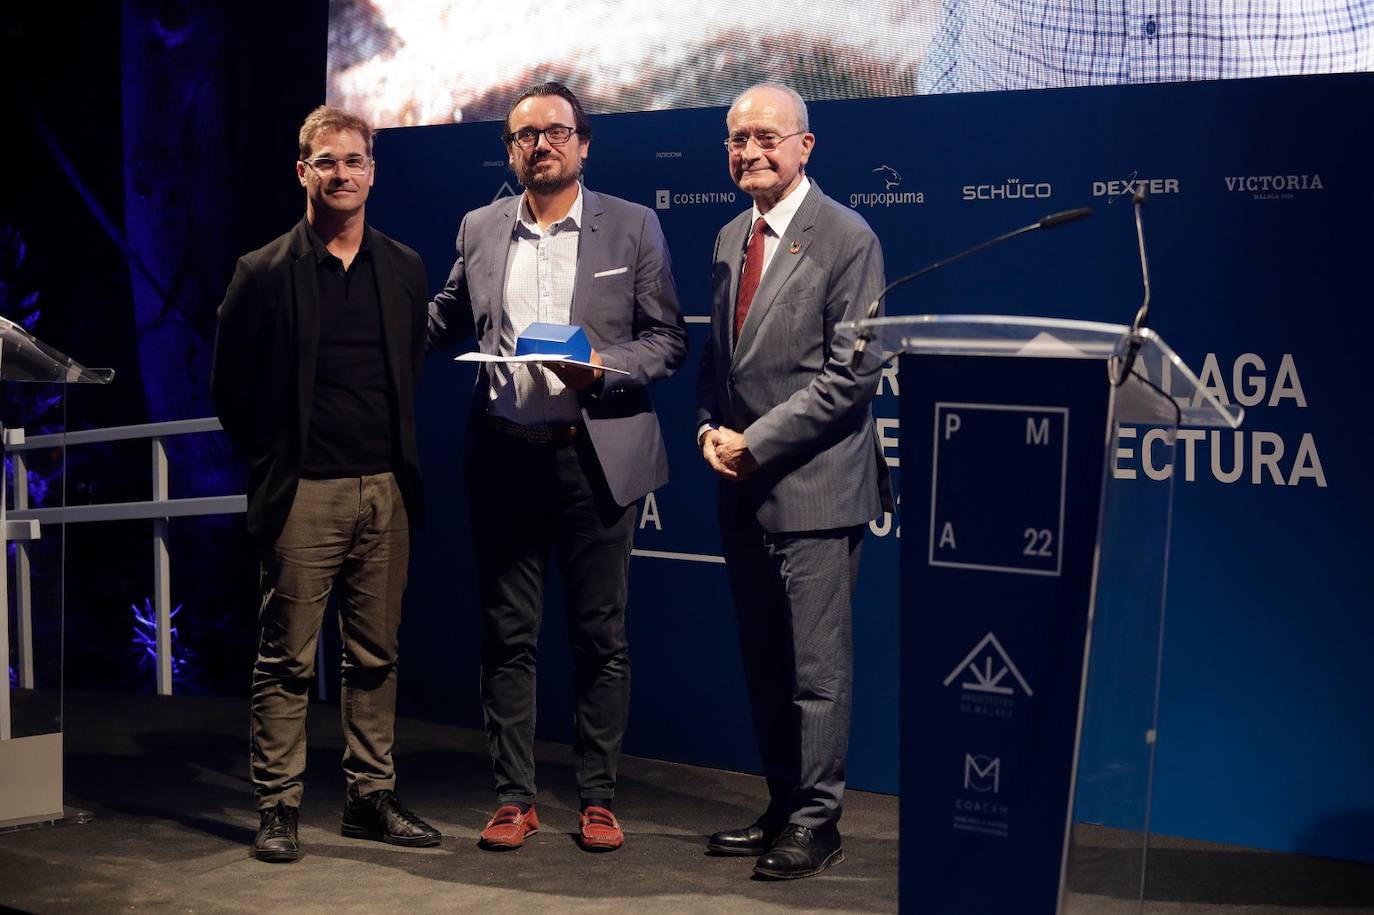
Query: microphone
[
  {"left": 1110, "top": 187, "right": 1151, "bottom": 386},
  {"left": 850, "top": 207, "right": 1092, "bottom": 367}
]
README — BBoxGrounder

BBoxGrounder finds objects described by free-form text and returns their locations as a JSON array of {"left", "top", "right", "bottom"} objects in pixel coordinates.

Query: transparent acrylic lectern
[
  {"left": 837, "top": 315, "right": 1242, "bottom": 915},
  {"left": 0, "top": 316, "right": 112, "bottom": 829}
]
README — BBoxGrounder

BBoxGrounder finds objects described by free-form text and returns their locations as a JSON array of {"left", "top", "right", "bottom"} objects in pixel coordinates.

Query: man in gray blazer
[
  {"left": 696, "top": 81, "right": 890, "bottom": 880},
  {"left": 428, "top": 82, "right": 686, "bottom": 853}
]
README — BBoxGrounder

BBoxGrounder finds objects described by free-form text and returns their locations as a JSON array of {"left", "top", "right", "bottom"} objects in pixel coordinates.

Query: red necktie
[{"left": 733, "top": 217, "right": 768, "bottom": 342}]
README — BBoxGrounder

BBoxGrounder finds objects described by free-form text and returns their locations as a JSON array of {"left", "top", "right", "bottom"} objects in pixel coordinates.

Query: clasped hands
[{"left": 701, "top": 426, "right": 759, "bottom": 481}]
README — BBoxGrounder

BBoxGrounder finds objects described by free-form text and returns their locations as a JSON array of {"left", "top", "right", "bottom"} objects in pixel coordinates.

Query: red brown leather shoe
[
  {"left": 479, "top": 804, "right": 540, "bottom": 850},
  {"left": 578, "top": 805, "right": 624, "bottom": 852}
]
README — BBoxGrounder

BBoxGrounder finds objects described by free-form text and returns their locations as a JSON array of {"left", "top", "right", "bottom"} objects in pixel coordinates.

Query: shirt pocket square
[{"left": 593, "top": 266, "right": 629, "bottom": 278}]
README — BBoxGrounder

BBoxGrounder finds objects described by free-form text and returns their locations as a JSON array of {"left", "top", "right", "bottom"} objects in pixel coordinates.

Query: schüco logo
[
  {"left": 962, "top": 177, "right": 1051, "bottom": 201},
  {"left": 850, "top": 165, "right": 925, "bottom": 208},
  {"left": 1224, "top": 173, "right": 1324, "bottom": 200},
  {"left": 654, "top": 189, "right": 738, "bottom": 210}
]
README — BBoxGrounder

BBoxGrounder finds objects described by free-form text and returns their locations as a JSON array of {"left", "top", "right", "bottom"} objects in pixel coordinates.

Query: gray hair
[{"left": 727, "top": 82, "right": 810, "bottom": 133}]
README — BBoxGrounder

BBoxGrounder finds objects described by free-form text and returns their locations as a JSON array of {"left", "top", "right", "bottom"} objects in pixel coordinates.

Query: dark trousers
[
  {"left": 720, "top": 519, "right": 863, "bottom": 830},
  {"left": 250, "top": 473, "right": 409, "bottom": 810},
  {"left": 469, "top": 424, "right": 636, "bottom": 805}
]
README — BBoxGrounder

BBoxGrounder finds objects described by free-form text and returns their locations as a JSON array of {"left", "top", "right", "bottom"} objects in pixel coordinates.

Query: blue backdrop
[{"left": 367, "top": 72, "right": 1374, "bottom": 863}]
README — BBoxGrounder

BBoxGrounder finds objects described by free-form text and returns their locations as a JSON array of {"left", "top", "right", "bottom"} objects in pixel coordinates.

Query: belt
[{"left": 485, "top": 415, "right": 583, "bottom": 445}]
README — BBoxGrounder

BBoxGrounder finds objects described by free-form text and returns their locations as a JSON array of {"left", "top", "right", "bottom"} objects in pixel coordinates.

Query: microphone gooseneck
[
  {"left": 1110, "top": 187, "right": 1152, "bottom": 387},
  {"left": 850, "top": 206, "right": 1094, "bottom": 367}
]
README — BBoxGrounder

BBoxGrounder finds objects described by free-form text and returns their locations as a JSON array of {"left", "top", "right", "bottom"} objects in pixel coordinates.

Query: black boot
[
  {"left": 341, "top": 789, "right": 441, "bottom": 847},
  {"left": 254, "top": 801, "right": 301, "bottom": 863}
]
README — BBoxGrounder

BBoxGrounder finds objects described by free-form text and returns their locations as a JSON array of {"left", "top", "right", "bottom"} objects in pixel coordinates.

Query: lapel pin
[{"left": 788, "top": 241, "right": 801, "bottom": 254}]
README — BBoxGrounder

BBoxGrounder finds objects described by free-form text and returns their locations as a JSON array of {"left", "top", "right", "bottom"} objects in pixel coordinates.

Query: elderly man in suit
[
  {"left": 427, "top": 82, "right": 686, "bottom": 853},
  {"left": 213, "top": 105, "right": 440, "bottom": 863},
  {"left": 696, "top": 81, "right": 890, "bottom": 880}
]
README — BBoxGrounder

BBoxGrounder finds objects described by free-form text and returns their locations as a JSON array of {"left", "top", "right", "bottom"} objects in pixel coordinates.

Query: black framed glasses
[
  {"left": 303, "top": 155, "right": 373, "bottom": 176},
  {"left": 506, "top": 125, "right": 580, "bottom": 149},
  {"left": 724, "top": 130, "right": 804, "bottom": 152}
]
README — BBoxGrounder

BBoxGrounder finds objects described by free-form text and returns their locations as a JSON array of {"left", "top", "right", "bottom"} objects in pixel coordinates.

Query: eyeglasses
[
  {"left": 506, "top": 125, "right": 580, "bottom": 149},
  {"left": 724, "top": 130, "right": 805, "bottom": 152},
  {"left": 303, "top": 155, "right": 373, "bottom": 176}
]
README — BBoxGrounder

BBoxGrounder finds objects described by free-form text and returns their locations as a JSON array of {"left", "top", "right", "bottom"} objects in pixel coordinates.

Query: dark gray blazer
[
  {"left": 696, "top": 181, "right": 891, "bottom": 532},
  {"left": 428, "top": 188, "right": 687, "bottom": 507}
]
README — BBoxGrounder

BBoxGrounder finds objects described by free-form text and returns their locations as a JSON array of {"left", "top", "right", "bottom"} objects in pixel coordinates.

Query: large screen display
[{"left": 328, "top": 0, "right": 1374, "bottom": 128}]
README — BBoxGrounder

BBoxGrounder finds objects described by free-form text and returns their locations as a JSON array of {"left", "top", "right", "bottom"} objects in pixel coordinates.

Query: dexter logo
[{"left": 964, "top": 754, "right": 1000, "bottom": 793}]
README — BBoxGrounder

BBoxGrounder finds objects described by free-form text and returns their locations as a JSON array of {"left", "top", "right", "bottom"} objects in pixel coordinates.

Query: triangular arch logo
[
  {"left": 943, "top": 632, "right": 1033, "bottom": 697},
  {"left": 492, "top": 181, "right": 519, "bottom": 202}
]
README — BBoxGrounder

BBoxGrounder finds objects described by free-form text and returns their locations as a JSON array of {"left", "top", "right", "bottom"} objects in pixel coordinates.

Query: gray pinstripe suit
[{"left": 696, "top": 181, "right": 891, "bottom": 830}]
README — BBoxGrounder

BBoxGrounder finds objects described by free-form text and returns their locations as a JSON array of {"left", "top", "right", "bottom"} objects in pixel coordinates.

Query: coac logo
[{"left": 964, "top": 754, "right": 1001, "bottom": 793}]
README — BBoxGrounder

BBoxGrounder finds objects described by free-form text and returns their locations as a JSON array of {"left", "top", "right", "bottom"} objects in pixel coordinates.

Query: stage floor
[{"left": 0, "top": 691, "right": 1369, "bottom": 914}]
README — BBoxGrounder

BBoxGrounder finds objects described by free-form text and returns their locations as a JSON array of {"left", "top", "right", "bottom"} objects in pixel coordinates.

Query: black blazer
[{"left": 211, "top": 218, "right": 428, "bottom": 555}]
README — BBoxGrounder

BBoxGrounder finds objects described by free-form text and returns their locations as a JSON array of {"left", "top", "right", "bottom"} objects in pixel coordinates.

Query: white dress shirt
[
  {"left": 697, "top": 177, "right": 813, "bottom": 445},
  {"left": 490, "top": 187, "right": 585, "bottom": 426}
]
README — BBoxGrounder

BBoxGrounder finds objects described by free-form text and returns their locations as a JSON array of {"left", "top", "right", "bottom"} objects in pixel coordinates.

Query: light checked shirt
[
  {"left": 917, "top": 0, "right": 1374, "bottom": 93},
  {"left": 490, "top": 187, "right": 584, "bottom": 426}
]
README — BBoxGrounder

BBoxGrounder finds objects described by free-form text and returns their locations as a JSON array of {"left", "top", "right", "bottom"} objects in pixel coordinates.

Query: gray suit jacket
[
  {"left": 428, "top": 188, "right": 687, "bottom": 507},
  {"left": 696, "top": 181, "right": 891, "bottom": 532}
]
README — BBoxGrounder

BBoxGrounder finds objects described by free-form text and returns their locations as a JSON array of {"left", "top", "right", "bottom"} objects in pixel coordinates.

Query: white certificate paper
[{"left": 454, "top": 352, "right": 630, "bottom": 375}]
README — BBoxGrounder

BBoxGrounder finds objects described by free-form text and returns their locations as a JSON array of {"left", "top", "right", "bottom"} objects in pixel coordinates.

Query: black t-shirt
[{"left": 300, "top": 225, "right": 394, "bottom": 478}]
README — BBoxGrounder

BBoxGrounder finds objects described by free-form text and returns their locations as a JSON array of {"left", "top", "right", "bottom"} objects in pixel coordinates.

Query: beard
[{"left": 515, "top": 149, "right": 583, "bottom": 192}]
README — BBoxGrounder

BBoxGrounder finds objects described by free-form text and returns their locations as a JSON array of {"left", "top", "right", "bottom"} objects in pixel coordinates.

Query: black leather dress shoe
[
  {"left": 754, "top": 824, "right": 844, "bottom": 879},
  {"left": 342, "top": 789, "right": 441, "bottom": 847},
  {"left": 254, "top": 801, "right": 301, "bottom": 863},
  {"left": 707, "top": 821, "right": 783, "bottom": 856}
]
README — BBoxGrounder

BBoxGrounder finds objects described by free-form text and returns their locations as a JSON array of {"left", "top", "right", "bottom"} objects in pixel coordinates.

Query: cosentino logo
[
  {"left": 1093, "top": 171, "right": 1180, "bottom": 204},
  {"left": 962, "top": 177, "right": 1052, "bottom": 202},
  {"left": 850, "top": 164, "right": 925, "bottom": 208},
  {"left": 1224, "top": 173, "right": 1324, "bottom": 200},
  {"left": 654, "top": 189, "right": 738, "bottom": 210}
]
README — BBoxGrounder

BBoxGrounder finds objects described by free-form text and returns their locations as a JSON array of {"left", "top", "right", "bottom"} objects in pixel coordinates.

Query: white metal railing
[{"left": 3, "top": 418, "right": 245, "bottom": 708}]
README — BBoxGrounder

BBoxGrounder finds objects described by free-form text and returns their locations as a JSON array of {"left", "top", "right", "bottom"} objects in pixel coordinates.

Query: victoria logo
[
  {"left": 944, "top": 632, "right": 1033, "bottom": 697},
  {"left": 850, "top": 165, "right": 925, "bottom": 208},
  {"left": 964, "top": 754, "right": 1000, "bottom": 793},
  {"left": 1224, "top": 173, "right": 1324, "bottom": 200}
]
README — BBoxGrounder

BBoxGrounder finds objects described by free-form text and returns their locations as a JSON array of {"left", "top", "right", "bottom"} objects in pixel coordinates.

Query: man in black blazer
[{"left": 212, "top": 106, "right": 439, "bottom": 863}]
